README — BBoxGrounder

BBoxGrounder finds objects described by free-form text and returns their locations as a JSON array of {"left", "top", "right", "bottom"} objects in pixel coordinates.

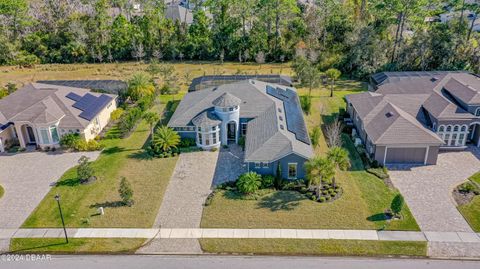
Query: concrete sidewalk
[{"left": 2, "top": 228, "right": 480, "bottom": 243}]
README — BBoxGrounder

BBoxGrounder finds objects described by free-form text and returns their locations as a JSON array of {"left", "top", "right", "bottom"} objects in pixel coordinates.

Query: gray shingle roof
[
  {"left": 191, "top": 110, "right": 221, "bottom": 127},
  {"left": 168, "top": 80, "right": 314, "bottom": 162},
  {"left": 212, "top": 92, "right": 242, "bottom": 107},
  {"left": 0, "top": 83, "right": 117, "bottom": 129}
]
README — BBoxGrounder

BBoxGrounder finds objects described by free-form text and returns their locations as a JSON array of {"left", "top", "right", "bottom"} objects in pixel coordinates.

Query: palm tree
[
  {"left": 327, "top": 147, "right": 350, "bottom": 188},
  {"left": 127, "top": 72, "right": 155, "bottom": 101},
  {"left": 152, "top": 126, "right": 180, "bottom": 153},
  {"left": 305, "top": 156, "right": 335, "bottom": 198},
  {"left": 143, "top": 112, "right": 160, "bottom": 144},
  {"left": 325, "top": 68, "right": 341, "bottom": 97}
]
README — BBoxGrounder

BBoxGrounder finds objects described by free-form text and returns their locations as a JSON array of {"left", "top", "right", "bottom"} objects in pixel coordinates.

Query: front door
[
  {"left": 26, "top": 126, "right": 36, "bottom": 144},
  {"left": 227, "top": 122, "right": 236, "bottom": 143}
]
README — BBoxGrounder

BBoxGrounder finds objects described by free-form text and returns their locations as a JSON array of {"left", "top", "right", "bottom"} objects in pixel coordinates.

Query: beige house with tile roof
[{"left": 0, "top": 83, "right": 117, "bottom": 152}]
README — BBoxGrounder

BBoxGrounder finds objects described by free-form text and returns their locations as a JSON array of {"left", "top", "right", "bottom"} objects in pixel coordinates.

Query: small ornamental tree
[
  {"left": 391, "top": 194, "right": 404, "bottom": 218},
  {"left": 236, "top": 172, "right": 262, "bottom": 194},
  {"left": 274, "top": 162, "right": 283, "bottom": 189},
  {"left": 325, "top": 68, "right": 341, "bottom": 97},
  {"left": 119, "top": 177, "right": 134, "bottom": 206},
  {"left": 77, "top": 156, "right": 94, "bottom": 183}
]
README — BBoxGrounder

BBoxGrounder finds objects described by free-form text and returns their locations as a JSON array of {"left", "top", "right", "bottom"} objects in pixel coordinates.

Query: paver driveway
[
  {"left": 388, "top": 147, "right": 480, "bottom": 232},
  {"left": 0, "top": 150, "right": 100, "bottom": 229}
]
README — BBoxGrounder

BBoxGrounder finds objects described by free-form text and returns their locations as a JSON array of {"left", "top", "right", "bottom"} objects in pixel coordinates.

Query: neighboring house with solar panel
[
  {"left": 0, "top": 83, "right": 117, "bottom": 152},
  {"left": 346, "top": 71, "right": 480, "bottom": 165},
  {"left": 168, "top": 80, "right": 314, "bottom": 179}
]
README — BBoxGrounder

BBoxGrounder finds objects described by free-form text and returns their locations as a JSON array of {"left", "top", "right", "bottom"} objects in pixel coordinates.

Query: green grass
[
  {"left": 10, "top": 238, "right": 145, "bottom": 254},
  {"left": 202, "top": 82, "right": 419, "bottom": 231},
  {"left": 22, "top": 97, "right": 178, "bottom": 228},
  {"left": 458, "top": 196, "right": 480, "bottom": 232},
  {"left": 469, "top": 172, "right": 480, "bottom": 185},
  {"left": 200, "top": 239, "right": 427, "bottom": 257}
]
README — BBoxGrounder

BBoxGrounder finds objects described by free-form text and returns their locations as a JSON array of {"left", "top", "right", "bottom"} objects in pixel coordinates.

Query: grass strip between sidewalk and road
[
  {"left": 9, "top": 238, "right": 146, "bottom": 254},
  {"left": 199, "top": 238, "right": 427, "bottom": 257}
]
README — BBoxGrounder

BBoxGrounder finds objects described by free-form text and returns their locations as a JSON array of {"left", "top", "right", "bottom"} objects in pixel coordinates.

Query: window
[
  {"left": 451, "top": 133, "right": 457, "bottom": 146},
  {"left": 262, "top": 162, "right": 269, "bottom": 168},
  {"left": 476, "top": 108, "right": 480, "bottom": 116},
  {"left": 40, "top": 129, "right": 50, "bottom": 144},
  {"left": 213, "top": 133, "right": 217, "bottom": 144},
  {"left": 454, "top": 125, "right": 459, "bottom": 132},
  {"left": 288, "top": 163, "right": 297, "bottom": 179},
  {"left": 461, "top": 125, "right": 467, "bottom": 132},
  {"left": 443, "top": 133, "right": 450, "bottom": 145},
  {"left": 241, "top": 122, "right": 247, "bottom": 136},
  {"left": 432, "top": 122, "right": 436, "bottom": 131},
  {"left": 107, "top": 102, "right": 112, "bottom": 109},
  {"left": 50, "top": 125, "right": 59, "bottom": 143},
  {"left": 255, "top": 162, "right": 261, "bottom": 168},
  {"left": 212, "top": 126, "right": 216, "bottom": 131},
  {"left": 446, "top": 125, "right": 452, "bottom": 132},
  {"left": 229, "top": 107, "right": 234, "bottom": 111},
  {"left": 198, "top": 133, "right": 202, "bottom": 144},
  {"left": 198, "top": 127, "right": 202, "bottom": 132},
  {"left": 205, "top": 137, "right": 210, "bottom": 145},
  {"left": 459, "top": 133, "right": 466, "bottom": 146},
  {"left": 438, "top": 125, "right": 445, "bottom": 132}
]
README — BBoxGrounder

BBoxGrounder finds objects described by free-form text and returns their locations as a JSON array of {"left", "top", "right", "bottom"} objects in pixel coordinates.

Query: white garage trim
[{"left": 424, "top": 146, "right": 429, "bottom": 165}]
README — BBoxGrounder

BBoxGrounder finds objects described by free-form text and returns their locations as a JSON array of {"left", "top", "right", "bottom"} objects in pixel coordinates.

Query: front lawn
[
  {"left": 22, "top": 97, "right": 178, "bottom": 228},
  {"left": 10, "top": 238, "right": 145, "bottom": 254},
  {"left": 201, "top": 82, "right": 419, "bottom": 231},
  {"left": 200, "top": 239, "right": 427, "bottom": 257},
  {"left": 457, "top": 172, "right": 480, "bottom": 232}
]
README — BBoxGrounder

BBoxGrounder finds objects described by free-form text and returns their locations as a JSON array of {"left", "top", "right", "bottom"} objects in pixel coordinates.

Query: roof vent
[
  {"left": 431, "top": 77, "right": 438, "bottom": 82},
  {"left": 385, "top": 111, "right": 394, "bottom": 118}
]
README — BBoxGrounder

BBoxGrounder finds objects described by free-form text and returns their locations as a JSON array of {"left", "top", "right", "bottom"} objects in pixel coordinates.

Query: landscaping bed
[{"left": 199, "top": 239, "right": 427, "bottom": 257}]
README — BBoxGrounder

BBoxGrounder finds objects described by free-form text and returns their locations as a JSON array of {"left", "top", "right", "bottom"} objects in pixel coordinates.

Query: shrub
[
  {"left": 110, "top": 108, "right": 124, "bottom": 121},
  {"left": 73, "top": 140, "right": 103, "bottom": 151},
  {"left": 391, "top": 194, "right": 404, "bottom": 217},
  {"left": 300, "top": 95, "right": 312, "bottom": 114},
  {"left": 77, "top": 156, "right": 94, "bottom": 182},
  {"left": 318, "top": 197, "right": 326, "bottom": 203},
  {"left": 150, "top": 126, "right": 180, "bottom": 155},
  {"left": 118, "top": 107, "right": 143, "bottom": 135},
  {"left": 127, "top": 72, "right": 155, "bottom": 101},
  {"left": 261, "top": 175, "right": 275, "bottom": 189},
  {"left": 459, "top": 182, "right": 476, "bottom": 193},
  {"left": 137, "top": 94, "right": 155, "bottom": 112},
  {"left": 274, "top": 163, "right": 283, "bottom": 189},
  {"left": 119, "top": 177, "right": 134, "bottom": 206},
  {"left": 366, "top": 167, "right": 389, "bottom": 179},
  {"left": 179, "top": 138, "right": 196, "bottom": 148},
  {"left": 310, "top": 126, "right": 321, "bottom": 148},
  {"left": 236, "top": 172, "right": 262, "bottom": 194},
  {"left": 60, "top": 133, "right": 81, "bottom": 149},
  {"left": 238, "top": 136, "right": 245, "bottom": 149}
]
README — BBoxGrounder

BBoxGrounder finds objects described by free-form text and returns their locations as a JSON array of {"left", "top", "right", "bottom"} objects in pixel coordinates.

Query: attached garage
[{"left": 385, "top": 147, "right": 426, "bottom": 164}]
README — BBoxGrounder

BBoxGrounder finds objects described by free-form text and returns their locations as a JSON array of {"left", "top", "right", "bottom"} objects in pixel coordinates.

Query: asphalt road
[{"left": 1, "top": 255, "right": 479, "bottom": 269}]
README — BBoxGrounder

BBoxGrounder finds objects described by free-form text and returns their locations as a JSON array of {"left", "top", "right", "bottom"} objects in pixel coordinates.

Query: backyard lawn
[
  {"left": 201, "top": 82, "right": 420, "bottom": 231},
  {"left": 200, "top": 239, "right": 427, "bottom": 257},
  {"left": 22, "top": 96, "right": 178, "bottom": 228},
  {"left": 458, "top": 172, "right": 480, "bottom": 232}
]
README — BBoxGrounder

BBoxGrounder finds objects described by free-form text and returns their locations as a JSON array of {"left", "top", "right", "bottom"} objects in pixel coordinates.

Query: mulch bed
[{"left": 453, "top": 189, "right": 476, "bottom": 206}]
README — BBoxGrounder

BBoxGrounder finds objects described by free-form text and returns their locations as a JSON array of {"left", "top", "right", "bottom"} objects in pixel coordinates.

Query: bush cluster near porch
[
  {"left": 22, "top": 96, "right": 177, "bottom": 228},
  {"left": 457, "top": 172, "right": 480, "bottom": 232},
  {"left": 201, "top": 81, "right": 419, "bottom": 231},
  {"left": 199, "top": 239, "right": 427, "bottom": 257}
]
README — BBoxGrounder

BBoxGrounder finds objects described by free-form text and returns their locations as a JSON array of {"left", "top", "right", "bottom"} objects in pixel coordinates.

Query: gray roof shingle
[{"left": 168, "top": 80, "right": 314, "bottom": 162}]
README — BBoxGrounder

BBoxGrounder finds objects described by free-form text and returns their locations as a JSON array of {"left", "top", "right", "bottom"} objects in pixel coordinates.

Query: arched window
[
  {"left": 438, "top": 125, "right": 445, "bottom": 132},
  {"left": 446, "top": 125, "right": 452, "bottom": 132},
  {"left": 454, "top": 125, "right": 460, "bottom": 132},
  {"left": 475, "top": 108, "right": 480, "bottom": 116},
  {"left": 461, "top": 125, "right": 468, "bottom": 132}
]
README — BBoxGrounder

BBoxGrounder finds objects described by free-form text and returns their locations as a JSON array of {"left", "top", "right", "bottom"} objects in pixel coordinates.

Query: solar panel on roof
[
  {"left": 78, "top": 94, "right": 113, "bottom": 121},
  {"left": 73, "top": 93, "right": 97, "bottom": 111},
  {"left": 66, "top": 92, "right": 82, "bottom": 101},
  {"left": 266, "top": 85, "right": 311, "bottom": 145}
]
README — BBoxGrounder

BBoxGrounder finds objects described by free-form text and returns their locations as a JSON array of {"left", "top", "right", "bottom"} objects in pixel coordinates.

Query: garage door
[{"left": 385, "top": 147, "right": 426, "bottom": 164}]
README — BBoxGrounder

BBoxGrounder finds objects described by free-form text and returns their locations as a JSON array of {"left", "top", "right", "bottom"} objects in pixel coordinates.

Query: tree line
[{"left": 1, "top": 0, "right": 480, "bottom": 79}]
